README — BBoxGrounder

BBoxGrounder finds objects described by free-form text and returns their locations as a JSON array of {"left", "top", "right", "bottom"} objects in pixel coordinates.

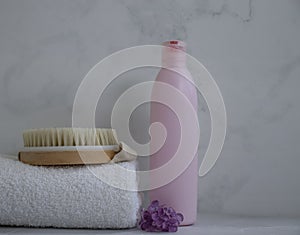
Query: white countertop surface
[{"left": 1, "top": 213, "right": 299, "bottom": 235}]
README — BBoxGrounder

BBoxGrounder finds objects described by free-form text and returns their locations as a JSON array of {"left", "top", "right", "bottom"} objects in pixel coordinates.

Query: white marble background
[{"left": 0, "top": 0, "right": 299, "bottom": 217}]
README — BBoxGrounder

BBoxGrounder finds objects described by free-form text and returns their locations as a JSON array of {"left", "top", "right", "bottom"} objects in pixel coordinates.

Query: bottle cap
[
  {"left": 161, "top": 40, "right": 186, "bottom": 67},
  {"left": 162, "top": 40, "right": 186, "bottom": 51}
]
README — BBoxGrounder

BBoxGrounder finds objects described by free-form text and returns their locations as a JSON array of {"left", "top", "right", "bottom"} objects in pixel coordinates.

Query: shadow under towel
[{"left": 0, "top": 154, "right": 141, "bottom": 229}]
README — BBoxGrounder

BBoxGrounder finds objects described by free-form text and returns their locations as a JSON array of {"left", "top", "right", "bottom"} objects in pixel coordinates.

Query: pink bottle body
[{"left": 149, "top": 41, "right": 198, "bottom": 225}]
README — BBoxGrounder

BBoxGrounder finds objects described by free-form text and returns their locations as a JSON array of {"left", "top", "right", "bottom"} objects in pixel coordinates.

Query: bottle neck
[{"left": 162, "top": 40, "right": 187, "bottom": 68}]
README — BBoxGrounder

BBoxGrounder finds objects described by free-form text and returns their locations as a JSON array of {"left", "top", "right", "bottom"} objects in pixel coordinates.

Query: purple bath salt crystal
[{"left": 139, "top": 200, "right": 184, "bottom": 232}]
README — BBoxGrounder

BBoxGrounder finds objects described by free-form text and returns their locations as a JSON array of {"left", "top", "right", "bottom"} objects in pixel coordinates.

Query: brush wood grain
[{"left": 18, "top": 150, "right": 116, "bottom": 166}]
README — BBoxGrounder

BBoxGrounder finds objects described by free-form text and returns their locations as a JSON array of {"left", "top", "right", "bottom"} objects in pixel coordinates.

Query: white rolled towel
[{"left": 0, "top": 154, "right": 141, "bottom": 228}]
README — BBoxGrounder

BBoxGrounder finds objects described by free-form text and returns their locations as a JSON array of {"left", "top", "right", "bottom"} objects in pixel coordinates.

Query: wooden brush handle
[{"left": 18, "top": 150, "right": 116, "bottom": 166}]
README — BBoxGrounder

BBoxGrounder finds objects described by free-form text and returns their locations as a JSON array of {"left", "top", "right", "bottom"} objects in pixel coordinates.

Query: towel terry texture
[{"left": 0, "top": 154, "right": 141, "bottom": 228}]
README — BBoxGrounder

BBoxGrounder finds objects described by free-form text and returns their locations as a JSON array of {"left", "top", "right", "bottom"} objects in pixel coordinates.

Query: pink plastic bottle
[{"left": 149, "top": 40, "right": 198, "bottom": 225}]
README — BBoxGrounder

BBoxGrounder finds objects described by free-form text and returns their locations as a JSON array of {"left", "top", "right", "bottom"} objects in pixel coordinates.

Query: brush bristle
[{"left": 23, "top": 128, "right": 119, "bottom": 147}]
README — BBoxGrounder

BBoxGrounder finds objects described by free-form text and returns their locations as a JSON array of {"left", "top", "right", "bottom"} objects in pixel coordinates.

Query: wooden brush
[{"left": 19, "top": 128, "right": 121, "bottom": 166}]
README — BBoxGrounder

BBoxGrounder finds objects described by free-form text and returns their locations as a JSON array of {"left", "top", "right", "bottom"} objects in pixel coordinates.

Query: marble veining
[{"left": 0, "top": 0, "right": 299, "bottom": 217}]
